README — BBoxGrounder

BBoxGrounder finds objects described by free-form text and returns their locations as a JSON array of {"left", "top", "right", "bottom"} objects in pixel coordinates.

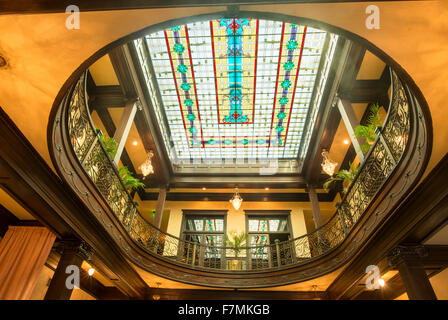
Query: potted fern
[
  {"left": 225, "top": 231, "right": 248, "bottom": 270},
  {"left": 324, "top": 161, "right": 359, "bottom": 194},
  {"left": 118, "top": 166, "right": 145, "bottom": 192},
  {"left": 354, "top": 103, "right": 382, "bottom": 154},
  {"left": 96, "top": 130, "right": 145, "bottom": 194}
]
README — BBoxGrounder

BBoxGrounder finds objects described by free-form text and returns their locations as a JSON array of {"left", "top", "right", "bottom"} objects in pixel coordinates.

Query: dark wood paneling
[
  {"left": 141, "top": 191, "right": 334, "bottom": 202},
  {"left": 0, "top": 203, "right": 19, "bottom": 237},
  {"left": 89, "top": 85, "right": 126, "bottom": 109},
  {"left": 0, "top": 0, "right": 423, "bottom": 14},
  {"left": 145, "top": 288, "right": 327, "bottom": 300}
]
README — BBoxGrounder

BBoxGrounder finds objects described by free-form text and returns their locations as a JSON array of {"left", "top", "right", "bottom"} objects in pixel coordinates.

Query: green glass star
[
  {"left": 283, "top": 61, "right": 294, "bottom": 71},
  {"left": 181, "top": 83, "right": 191, "bottom": 91},
  {"left": 184, "top": 99, "right": 193, "bottom": 107},
  {"left": 277, "top": 112, "right": 286, "bottom": 120},
  {"left": 275, "top": 126, "right": 284, "bottom": 133},
  {"left": 279, "top": 97, "right": 289, "bottom": 105},
  {"left": 177, "top": 64, "right": 188, "bottom": 74},
  {"left": 287, "top": 39, "right": 299, "bottom": 51},
  {"left": 173, "top": 43, "right": 185, "bottom": 54},
  {"left": 189, "top": 127, "right": 197, "bottom": 134},
  {"left": 281, "top": 80, "right": 292, "bottom": 89}
]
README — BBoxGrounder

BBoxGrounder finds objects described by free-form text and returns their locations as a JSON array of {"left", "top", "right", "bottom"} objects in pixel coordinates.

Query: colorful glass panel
[{"left": 138, "top": 18, "right": 335, "bottom": 162}]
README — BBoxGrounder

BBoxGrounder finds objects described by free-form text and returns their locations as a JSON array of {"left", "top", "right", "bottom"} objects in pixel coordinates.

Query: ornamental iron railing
[{"left": 66, "top": 69, "right": 410, "bottom": 271}]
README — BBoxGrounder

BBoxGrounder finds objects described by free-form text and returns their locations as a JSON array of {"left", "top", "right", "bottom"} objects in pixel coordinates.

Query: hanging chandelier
[
  {"left": 139, "top": 150, "right": 154, "bottom": 177},
  {"left": 229, "top": 187, "right": 243, "bottom": 211},
  {"left": 321, "top": 150, "right": 338, "bottom": 176}
]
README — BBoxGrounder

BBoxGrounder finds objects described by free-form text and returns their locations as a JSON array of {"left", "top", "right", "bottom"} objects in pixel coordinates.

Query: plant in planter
[
  {"left": 225, "top": 231, "right": 248, "bottom": 270},
  {"left": 354, "top": 103, "right": 382, "bottom": 153},
  {"left": 323, "top": 161, "right": 359, "bottom": 194},
  {"left": 97, "top": 129, "right": 118, "bottom": 159},
  {"left": 118, "top": 166, "right": 145, "bottom": 192}
]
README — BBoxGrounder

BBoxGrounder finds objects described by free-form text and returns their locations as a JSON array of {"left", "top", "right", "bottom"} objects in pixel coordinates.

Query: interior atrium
[{"left": 0, "top": 0, "right": 447, "bottom": 301}]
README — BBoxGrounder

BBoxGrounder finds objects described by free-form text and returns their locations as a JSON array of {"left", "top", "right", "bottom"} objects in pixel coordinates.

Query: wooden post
[
  {"left": 307, "top": 185, "right": 323, "bottom": 228},
  {"left": 113, "top": 99, "right": 140, "bottom": 165},
  {"left": 337, "top": 98, "right": 365, "bottom": 162},
  {"left": 44, "top": 241, "right": 92, "bottom": 300},
  {"left": 388, "top": 245, "right": 437, "bottom": 300},
  {"left": 153, "top": 186, "right": 167, "bottom": 229}
]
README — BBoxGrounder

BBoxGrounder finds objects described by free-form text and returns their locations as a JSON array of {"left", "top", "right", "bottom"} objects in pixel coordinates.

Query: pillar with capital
[
  {"left": 44, "top": 240, "right": 93, "bottom": 300},
  {"left": 387, "top": 245, "right": 437, "bottom": 300}
]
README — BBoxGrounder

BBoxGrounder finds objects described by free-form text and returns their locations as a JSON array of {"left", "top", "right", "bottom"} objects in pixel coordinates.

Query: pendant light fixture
[
  {"left": 321, "top": 149, "right": 338, "bottom": 176},
  {"left": 139, "top": 150, "right": 154, "bottom": 177},
  {"left": 229, "top": 187, "right": 243, "bottom": 211}
]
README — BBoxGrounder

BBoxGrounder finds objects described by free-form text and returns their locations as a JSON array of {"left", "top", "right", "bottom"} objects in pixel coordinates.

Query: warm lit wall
[{"left": 162, "top": 200, "right": 338, "bottom": 240}]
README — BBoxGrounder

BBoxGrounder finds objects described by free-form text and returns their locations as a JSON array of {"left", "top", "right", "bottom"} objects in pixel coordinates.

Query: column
[
  {"left": 337, "top": 98, "right": 365, "bottom": 162},
  {"left": 307, "top": 185, "right": 323, "bottom": 229},
  {"left": 113, "top": 98, "right": 141, "bottom": 165},
  {"left": 44, "top": 240, "right": 92, "bottom": 300},
  {"left": 0, "top": 226, "right": 56, "bottom": 300},
  {"left": 153, "top": 186, "right": 167, "bottom": 229},
  {"left": 387, "top": 245, "right": 437, "bottom": 300}
]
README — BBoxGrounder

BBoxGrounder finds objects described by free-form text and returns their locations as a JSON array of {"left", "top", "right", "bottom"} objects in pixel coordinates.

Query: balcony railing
[{"left": 63, "top": 69, "right": 411, "bottom": 272}]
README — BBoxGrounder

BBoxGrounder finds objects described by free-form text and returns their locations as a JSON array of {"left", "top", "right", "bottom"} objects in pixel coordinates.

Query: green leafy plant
[
  {"left": 225, "top": 231, "right": 248, "bottom": 257},
  {"left": 97, "top": 131, "right": 118, "bottom": 159},
  {"left": 118, "top": 165, "right": 145, "bottom": 192},
  {"left": 323, "top": 161, "right": 359, "bottom": 194},
  {"left": 354, "top": 103, "right": 382, "bottom": 153}
]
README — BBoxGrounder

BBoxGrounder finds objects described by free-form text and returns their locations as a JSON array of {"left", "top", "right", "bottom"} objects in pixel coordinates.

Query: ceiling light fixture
[
  {"left": 343, "top": 139, "right": 349, "bottom": 145},
  {"left": 139, "top": 150, "right": 154, "bottom": 177},
  {"left": 265, "top": 187, "right": 269, "bottom": 191},
  {"left": 378, "top": 278, "right": 385, "bottom": 287},
  {"left": 202, "top": 187, "right": 207, "bottom": 191},
  {"left": 229, "top": 187, "right": 243, "bottom": 211},
  {"left": 88, "top": 268, "right": 95, "bottom": 276},
  {"left": 321, "top": 149, "right": 338, "bottom": 176},
  {"left": 132, "top": 141, "right": 138, "bottom": 146}
]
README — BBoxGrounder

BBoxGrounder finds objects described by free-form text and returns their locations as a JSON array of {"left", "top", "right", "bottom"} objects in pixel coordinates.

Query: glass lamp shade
[
  {"left": 230, "top": 188, "right": 243, "bottom": 210},
  {"left": 139, "top": 151, "right": 154, "bottom": 177},
  {"left": 321, "top": 151, "right": 338, "bottom": 176}
]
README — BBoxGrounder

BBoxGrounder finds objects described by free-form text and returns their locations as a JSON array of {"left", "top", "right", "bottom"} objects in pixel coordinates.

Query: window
[
  {"left": 180, "top": 211, "right": 226, "bottom": 268},
  {"left": 246, "top": 212, "right": 293, "bottom": 268}
]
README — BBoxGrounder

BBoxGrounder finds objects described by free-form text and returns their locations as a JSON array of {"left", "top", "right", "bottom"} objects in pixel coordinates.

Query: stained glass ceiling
[{"left": 135, "top": 18, "right": 338, "bottom": 167}]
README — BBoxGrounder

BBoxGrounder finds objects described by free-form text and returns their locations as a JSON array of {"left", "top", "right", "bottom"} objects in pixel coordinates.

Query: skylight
[{"left": 135, "top": 18, "right": 337, "bottom": 169}]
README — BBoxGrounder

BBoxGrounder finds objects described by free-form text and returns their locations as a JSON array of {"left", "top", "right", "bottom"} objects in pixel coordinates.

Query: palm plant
[
  {"left": 324, "top": 161, "right": 359, "bottom": 194},
  {"left": 354, "top": 103, "right": 382, "bottom": 153},
  {"left": 225, "top": 231, "right": 248, "bottom": 258}
]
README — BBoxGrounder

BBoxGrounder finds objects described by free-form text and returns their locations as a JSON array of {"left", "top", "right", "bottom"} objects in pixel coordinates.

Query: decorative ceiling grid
[{"left": 136, "top": 18, "right": 337, "bottom": 165}]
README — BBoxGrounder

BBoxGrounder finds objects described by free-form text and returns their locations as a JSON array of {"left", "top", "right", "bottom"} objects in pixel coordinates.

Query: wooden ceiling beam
[
  {"left": 303, "top": 38, "right": 362, "bottom": 185},
  {"left": 109, "top": 45, "right": 171, "bottom": 187},
  {"left": 141, "top": 191, "right": 334, "bottom": 202}
]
